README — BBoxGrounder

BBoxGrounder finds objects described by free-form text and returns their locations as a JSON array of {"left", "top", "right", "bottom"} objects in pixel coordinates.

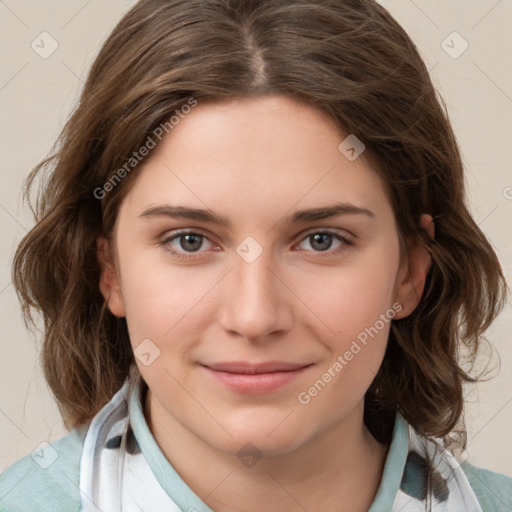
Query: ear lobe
[
  {"left": 97, "top": 236, "right": 126, "bottom": 318},
  {"left": 393, "top": 214, "right": 434, "bottom": 319}
]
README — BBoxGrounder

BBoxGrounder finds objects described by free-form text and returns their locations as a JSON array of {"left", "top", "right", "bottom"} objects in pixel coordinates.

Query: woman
[{"left": 1, "top": 1, "right": 510, "bottom": 510}]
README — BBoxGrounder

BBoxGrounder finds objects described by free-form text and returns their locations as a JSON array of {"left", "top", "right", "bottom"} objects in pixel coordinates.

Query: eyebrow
[{"left": 138, "top": 202, "right": 375, "bottom": 227}]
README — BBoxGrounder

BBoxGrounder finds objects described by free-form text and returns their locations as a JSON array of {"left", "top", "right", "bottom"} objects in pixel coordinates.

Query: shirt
[{"left": 1, "top": 377, "right": 511, "bottom": 511}]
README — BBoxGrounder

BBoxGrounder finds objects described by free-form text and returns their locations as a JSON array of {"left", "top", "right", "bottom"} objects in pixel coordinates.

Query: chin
[{"left": 205, "top": 422, "right": 309, "bottom": 459}]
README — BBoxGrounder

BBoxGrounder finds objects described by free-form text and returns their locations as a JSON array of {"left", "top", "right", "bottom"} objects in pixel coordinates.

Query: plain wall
[{"left": 1, "top": 0, "right": 511, "bottom": 476}]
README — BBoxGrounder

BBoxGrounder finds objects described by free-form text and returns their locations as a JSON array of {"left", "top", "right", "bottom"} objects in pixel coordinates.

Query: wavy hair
[{"left": 13, "top": 0, "right": 507, "bottom": 465}]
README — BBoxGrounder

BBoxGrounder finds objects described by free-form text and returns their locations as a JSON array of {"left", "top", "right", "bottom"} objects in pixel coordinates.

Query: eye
[
  {"left": 296, "top": 230, "right": 353, "bottom": 256},
  {"left": 160, "top": 228, "right": 354, "bottom": 261},
  {"left": 160, "top": 230, "right": 216, "bottom": 260}
]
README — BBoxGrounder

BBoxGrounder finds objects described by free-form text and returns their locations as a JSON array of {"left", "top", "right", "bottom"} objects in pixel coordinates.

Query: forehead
[{"left": 118, "top": 94, "right": 393, "bottom": 226}]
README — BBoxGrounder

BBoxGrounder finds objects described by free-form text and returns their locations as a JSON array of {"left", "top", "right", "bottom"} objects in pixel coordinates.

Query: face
[{"left": 98, "top": 94, "right": 431, "bottom": 456}]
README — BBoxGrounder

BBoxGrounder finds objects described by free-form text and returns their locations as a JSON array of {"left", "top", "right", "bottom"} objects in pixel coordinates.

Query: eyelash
[{"left": 159, "top": 229, "right": 354, "bottom": 260}]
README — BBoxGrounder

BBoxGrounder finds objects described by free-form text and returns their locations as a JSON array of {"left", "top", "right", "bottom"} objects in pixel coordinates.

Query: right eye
[{"left": 160, "top": 230, "right": 217, "bottom": 260}]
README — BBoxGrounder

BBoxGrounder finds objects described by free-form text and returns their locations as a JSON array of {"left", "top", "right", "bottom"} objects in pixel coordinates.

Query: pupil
[
  {"left": 181, "top": 234, "right": 202, "bottom": 252},
  {"left": 311, "top": 233, "right": 332, "bottom": 251}
]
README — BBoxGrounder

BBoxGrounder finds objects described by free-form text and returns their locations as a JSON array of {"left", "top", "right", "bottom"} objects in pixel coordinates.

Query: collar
[{"left": 78, "top": 377, "right": 483, "bottom": 511}]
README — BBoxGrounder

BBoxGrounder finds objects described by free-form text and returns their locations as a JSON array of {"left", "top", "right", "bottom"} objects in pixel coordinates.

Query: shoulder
[
  {"left": 0, "top": 424, "right": 88, "bottom": 512},
  {"left": 462, "top": 460, "right": 512, "bottom": 511}
]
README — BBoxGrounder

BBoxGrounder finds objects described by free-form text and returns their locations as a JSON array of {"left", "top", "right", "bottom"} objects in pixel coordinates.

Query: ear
[
  {"left": 393, "top": 214, "right": 435, "bottom": 319},
  {"left": 97, "top": 236, "right": 126, "bottom": 318}
]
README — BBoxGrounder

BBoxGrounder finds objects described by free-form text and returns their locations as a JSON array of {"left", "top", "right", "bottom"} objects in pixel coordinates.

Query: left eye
[
  {"left": 296, "top": 231, "right": 353, "bottom": 254},
  {"left": 160, "top": 230, "right": 352, "bottom": 259}
]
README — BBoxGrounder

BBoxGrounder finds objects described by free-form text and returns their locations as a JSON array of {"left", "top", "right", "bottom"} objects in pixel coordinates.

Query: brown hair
[{"left": 13, "top": 0, "right": 507, "bottom": 455}]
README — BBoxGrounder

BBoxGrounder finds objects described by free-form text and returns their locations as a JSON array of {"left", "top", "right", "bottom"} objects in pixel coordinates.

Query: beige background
[{"left": 1, "top": 0, "right": 511, "bottom": 476}]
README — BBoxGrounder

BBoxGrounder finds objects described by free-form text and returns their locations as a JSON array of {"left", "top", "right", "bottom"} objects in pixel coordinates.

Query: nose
[{"left": 216, "top": 246, "right": 294, "bottom": 343}]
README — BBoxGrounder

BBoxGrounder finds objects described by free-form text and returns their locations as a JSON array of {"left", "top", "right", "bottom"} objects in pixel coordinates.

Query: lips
[
  {"left": 202, "top": 361, "right": 310, "bottom": 374},
  {"left": 201, "top": 361, "right": 313, "bottom": 394}
]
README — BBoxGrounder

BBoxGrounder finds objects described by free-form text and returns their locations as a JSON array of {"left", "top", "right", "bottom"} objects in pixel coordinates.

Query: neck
[{"left": 144, "top": 388, "right": 389, "bottom": 512}]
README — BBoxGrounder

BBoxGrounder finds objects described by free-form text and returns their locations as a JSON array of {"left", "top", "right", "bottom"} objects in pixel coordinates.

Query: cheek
[
  {"left": 116, "top": 245, "right": 212, "bottom": 348},
  {"left": 292, "top": 245, "right": 399, "bottom": 399},
  {"left": 295, "top": 294, "right": 393, "bottom": 425},
  {"left": 294, "top": 244, "right": 400, "bottom": 340},
  {"left": 118, "top": 259, "right": 214, "bottom": 397}
]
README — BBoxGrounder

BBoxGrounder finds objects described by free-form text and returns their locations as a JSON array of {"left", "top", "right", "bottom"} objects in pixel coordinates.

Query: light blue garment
[{"left": 1, "top": 378, "right": 511, "bottom": 511}]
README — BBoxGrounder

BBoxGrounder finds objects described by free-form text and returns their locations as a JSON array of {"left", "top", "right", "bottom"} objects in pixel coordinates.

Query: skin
[{"left": 98, "top": 94, "right": 434, "bottom": 512}]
